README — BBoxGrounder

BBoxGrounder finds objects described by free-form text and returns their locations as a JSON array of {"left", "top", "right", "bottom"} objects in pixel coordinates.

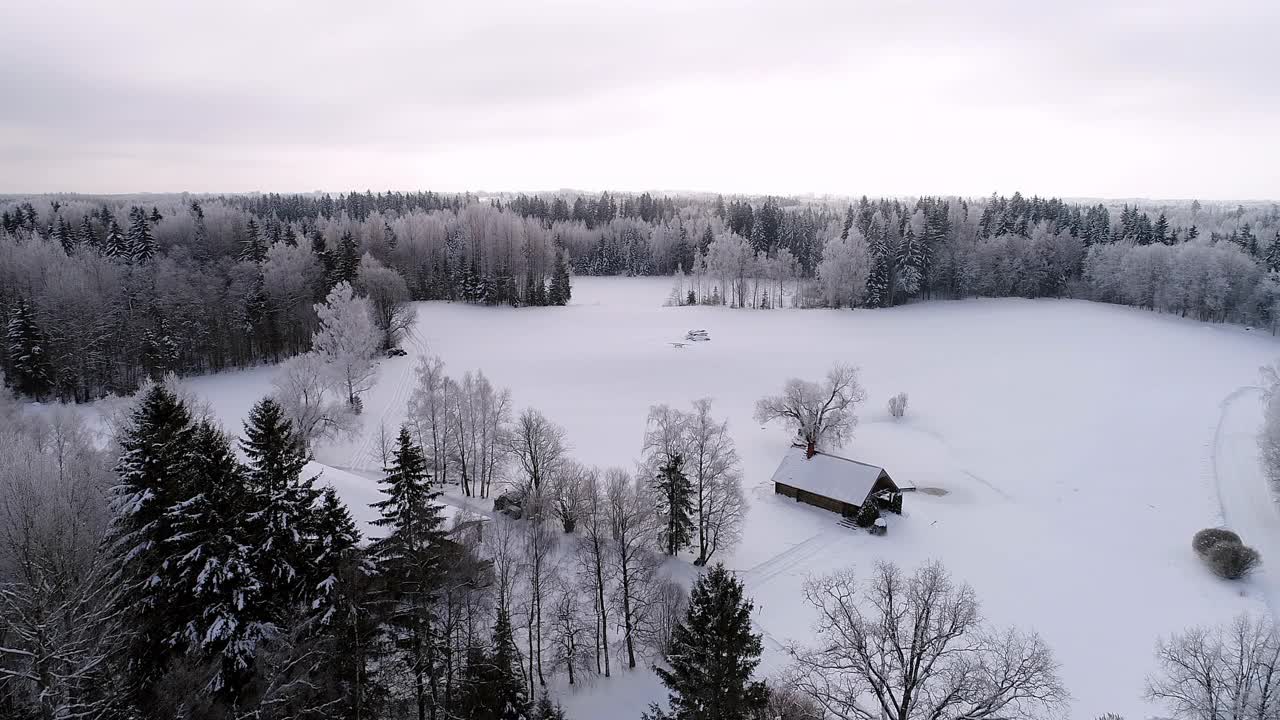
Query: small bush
[
  {"left": 1193, "top": 527, "right": 1242, "bottom": 557},
  {"left": 1206, "top": 542, "right": 1261, "bottom": 579},
  {"left": 855, "top": 501, "right": 880, "bottom": 528},
  {"left": 686, "top": 289, "right": 696, "bottom": 306},
  {"left": 1096, "top": 714, "right": 1124, "bottom": 720},
  {"left": 888, "top": 392, "right": 908, "bottom": 419}
]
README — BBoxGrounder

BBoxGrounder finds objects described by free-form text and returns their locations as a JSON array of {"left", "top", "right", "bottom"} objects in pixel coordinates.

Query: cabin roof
[{"left": 769, "top": 445, "right": 891, "bottom": 506}]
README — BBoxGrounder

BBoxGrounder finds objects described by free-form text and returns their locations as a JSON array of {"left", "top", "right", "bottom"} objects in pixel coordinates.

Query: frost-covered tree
[
  {"left": 313, "top": 281, "right": 379, "bottom": 411},
  {"left": 607, "top": 468, "right": 659, "bottom": 669},
  {"left": 448, "top": 370, "right": 511, "bottom": 498},
  {"left": 127, "top": 206, "right": 157, "bottom": 263},
  {"left": 271, "top": 351, "right": 357, "bottom": 449},
  {"left": 1147, "top": 613, "right": 1280, "bottom": 720},
  {"left": 754, "top": 363, "right": 868, "bottom": 454},
  {"left": 357, "top": 253, "right": 416, "bottom": 351},
  {"left": 6, "top": 296, "right": 51, "bottom": 398},
  {"left": 1260, "top": 363, "right": 1280, "bottom": 492},
  {"left": 684, "top": 399, "right": 744, "bottom": 565},
  {"left": 816, "top": 227, "right": 872, "bottom": 308},
  {"left": 644, "top": 564, "right": 767, "bottom": 720},
  {"left": 575, "top": 467, "right": 613, "bottom": 677}
]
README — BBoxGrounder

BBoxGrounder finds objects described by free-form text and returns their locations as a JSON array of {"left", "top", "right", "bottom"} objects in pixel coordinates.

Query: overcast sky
[{"left": 2, "top": 0, "right": 1277, "bottom": 199}]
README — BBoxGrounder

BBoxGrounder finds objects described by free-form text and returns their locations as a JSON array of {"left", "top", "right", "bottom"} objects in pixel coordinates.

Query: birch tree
[
  {"left": 312, "top": 282, "right": 379, "bottom": 411},
  {"left": 575, "top": 467, "right": 613, "bottom": 677},
  {"left": 606, "top": 468, "right": 659, "bottom": 670}
]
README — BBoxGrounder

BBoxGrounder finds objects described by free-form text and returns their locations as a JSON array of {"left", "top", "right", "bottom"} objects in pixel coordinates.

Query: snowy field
[{"left": 178, "top": 276, "right": 1280, "bottom": 719}]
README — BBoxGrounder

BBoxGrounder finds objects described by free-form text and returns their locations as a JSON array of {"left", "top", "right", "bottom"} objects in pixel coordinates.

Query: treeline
[{"left": 4, "top": 190, "right": 1279, "bottom": 401}]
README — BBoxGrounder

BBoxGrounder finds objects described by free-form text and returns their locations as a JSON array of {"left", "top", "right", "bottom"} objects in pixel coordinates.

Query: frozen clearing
[{"left": 179, "top": 276, "right": 1280, "bottom": 719}]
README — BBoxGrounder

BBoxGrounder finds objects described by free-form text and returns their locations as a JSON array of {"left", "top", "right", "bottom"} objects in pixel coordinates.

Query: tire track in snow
[
  {"left": 347, "top": 325, "right": 427, "bottom": 470},
  {"left": 1210, "top": 385, "right": 1280, "bottom": 615},
  {"left": 740, "top": 530, "right": 837, "bottom": 587}
]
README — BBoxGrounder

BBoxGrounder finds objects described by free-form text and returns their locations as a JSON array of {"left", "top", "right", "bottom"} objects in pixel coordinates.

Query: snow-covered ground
[{"left": 178, "top": 276, "right": 1280, "bottom": 719}]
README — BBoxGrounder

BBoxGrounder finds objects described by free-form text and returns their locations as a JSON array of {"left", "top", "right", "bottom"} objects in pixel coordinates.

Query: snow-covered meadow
[{"left": 180, "top": 276, "right": 1280, "bottom": 719}]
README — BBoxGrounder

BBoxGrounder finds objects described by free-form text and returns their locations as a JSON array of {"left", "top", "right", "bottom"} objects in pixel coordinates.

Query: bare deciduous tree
[
  {"left": 448, "top": 370, "right": 511, "bottom": 498},
  {"left": 271, "top": 352, "right": 357, "bottom": 450},
  {"left": 574, "top": 467, "right": 613, "bottom": 677},
  {"left": 357, "top": 253, "right": 417, "bottom": 352},
  {"left": 406, "top": 354, "right": 454, "bottom": 486},
  {"left": 685, "top": 398, "right": 744, "bottom": 565},
  {"left": 1147, "top": 613, "right": 1280, "bottom": 720},
  {"left": 548, "top": 571, "right": 592, "bottom": 686},
  {"left": 754, "top": 363, "right": 868, "bottom": 455},
  {"left": 642, "top": 404, "right": 687, "bottom": 470},
  {"left": 790, "top": 561, "right": 1067, "bottom": 720},
  {"left": 548, "top": 459, "right": 587, "bottom": 533},
  {"left": 522, "top": 491, "right": 558, "bottom": 690},
  {"left": 509, "top": 408, "right": 568, "bottom": 495},
  {"left": 0, "top": 408, "right": 128, "bottom": 720},
  {"left": 606, "top": 468, "right": 659, "bottom": 670}
]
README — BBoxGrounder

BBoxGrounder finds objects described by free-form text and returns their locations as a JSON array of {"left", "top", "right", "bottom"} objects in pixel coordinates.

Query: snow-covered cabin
[{"left": 770, "top": 445, "right": 901, "bottom": 518}]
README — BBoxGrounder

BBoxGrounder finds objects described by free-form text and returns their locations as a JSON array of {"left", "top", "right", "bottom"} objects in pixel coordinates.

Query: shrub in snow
[
  {"left": 888, "top": 392, "right": 908, "bottom": 419},
  {"left": 855, "top": 501, "right": 880, "bottom": 529},
  {"left": 686, "top": 289, "right": 696, "bottom": 306},
  {"left": 1096, "top": 714, "right": 1124, "bottom": 720},
  {"left": 1192, "top": 527, "right": 1242, "bottom": 557},
  {"left": 1206, "top": 542, "right": 1261, "bottom": 580}
]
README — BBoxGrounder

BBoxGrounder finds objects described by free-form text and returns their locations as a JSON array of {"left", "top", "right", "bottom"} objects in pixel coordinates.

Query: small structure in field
[{"left": 770, "top": 444, "right": 903, "bottom": 522}]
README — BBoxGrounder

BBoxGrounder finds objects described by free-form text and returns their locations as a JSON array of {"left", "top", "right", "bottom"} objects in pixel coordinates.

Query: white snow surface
[
  {"left": 171, "top": 276, "right": 1280, "bottom": 719},
  {"left": 769, "top": 445, "right": 889, "bottom": 506}
]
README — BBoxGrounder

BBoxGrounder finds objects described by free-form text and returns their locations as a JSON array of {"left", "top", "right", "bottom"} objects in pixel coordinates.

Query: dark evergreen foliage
[
  {"left": 5, "top": 296, "right": 52, "bottom": 398},
  {"left": 655, "top": 454, "right": 694, "bottom": 557},
  {"left": 645, "top": 564, "right": 767, "bottom": 720}
]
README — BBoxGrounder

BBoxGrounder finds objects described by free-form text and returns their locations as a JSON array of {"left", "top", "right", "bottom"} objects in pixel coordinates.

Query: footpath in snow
[{"left": 1213, "top": 387, "right": 1280, "bottom": 613}]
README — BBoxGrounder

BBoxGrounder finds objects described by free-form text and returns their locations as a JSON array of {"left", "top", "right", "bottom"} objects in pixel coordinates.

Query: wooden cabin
[{"left": 770, "top": 444, "right": 902, "bottom": 519}]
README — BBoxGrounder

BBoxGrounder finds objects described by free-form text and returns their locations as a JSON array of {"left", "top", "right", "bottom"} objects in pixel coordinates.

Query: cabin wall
[{"left": 775, "top": 482, "right": 853, "bottom": 516}]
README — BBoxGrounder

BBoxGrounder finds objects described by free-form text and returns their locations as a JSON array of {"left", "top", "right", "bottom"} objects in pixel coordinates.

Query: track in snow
[{"left": 1210, "top": 385, "right": 1280, "bottom": 613}]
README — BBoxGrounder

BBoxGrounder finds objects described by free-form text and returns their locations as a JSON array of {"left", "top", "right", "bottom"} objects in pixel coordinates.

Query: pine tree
[
  {"left": 1153, "top": 212, "right": 1170, "bottom": 245},
  {"left": 1268, "top": 232, "right": 1280, "bottom": 273},
  {"left": 655, "top": 454, "right": 694, "bottom": 556},
  {"left": 310, "top": 228, "right": 335, "bottom": 287},
  {"left": 128, "top": 206, "right": 157, "bottom": 263},
  {"left": 6, "top": 296, "right": 52, "bottom": 398},
  {"left": 548, "top": 249, "right": 572, "bottom": 306},
  {"left": 310, "top": 486, "right": 361, "bottom": 624},
  {"left": 460, "top": 610, "right": 531, "bottom": 720},
  {"left": 896, "top": 226, "right": 924, "bottom": 298},
  {"left": 103, "top": 218, "right": 128, "bottom": 259},
  {"left": 239, "top": 218, "right": 266, "bottom": 264},
  {"left": 165, "top": 420, "right": 268, "bottom": 697},
  {"left": 645, "top": 564, "right": 767, "bottom": 720},
  {"left": 532, "top": 693, "right": 567, "bottom": 720},
  {"left": 370, "top": 427, "right": 448, "bottom": 720},
  {"left": 78, "top": 215, "right": 98, "bottom": 250},
  {"left": 334, "top": 231, "right": 361, "bottom": 286},
  {"left": 240, "top": 397, "right": 321, "bottom": 610},
  {"left": 108, "top": 385, "right": 199, "bottom": 687}
]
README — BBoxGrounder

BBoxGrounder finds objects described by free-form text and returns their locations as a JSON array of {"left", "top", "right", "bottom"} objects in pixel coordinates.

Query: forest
[{"left": 3, "top": 190, "right": 1278, "bottom": 403}]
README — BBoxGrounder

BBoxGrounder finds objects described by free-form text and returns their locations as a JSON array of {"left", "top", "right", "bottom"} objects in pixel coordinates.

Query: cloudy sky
[{"left": 2, "top": 0, "right": 1277, "bottom": 199}]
